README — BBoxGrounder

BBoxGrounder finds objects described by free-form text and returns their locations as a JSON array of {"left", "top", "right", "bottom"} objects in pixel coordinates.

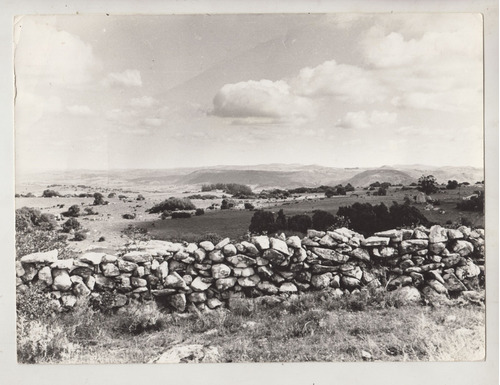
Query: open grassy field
[
  {"left": 15, "top": 184, "right": 484, "bottom": 250},
  {"left": 17, "top": 291, "right": 485, "bottom": 364}
]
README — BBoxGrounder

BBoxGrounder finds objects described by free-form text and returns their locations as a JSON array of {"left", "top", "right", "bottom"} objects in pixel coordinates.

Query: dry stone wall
[{"left": 16, "top": 225, "right": 485, "bottom": 312}]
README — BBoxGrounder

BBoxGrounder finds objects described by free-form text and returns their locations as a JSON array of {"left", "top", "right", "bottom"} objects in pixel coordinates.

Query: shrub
[
  {"left": 108, "top": 192, "right": 116, "bottom": 198},
  {"left": 113, "top": 301, "right": 168, "bottom": 335},
  {"left": 337, "top": 201, "right": 429, "bottom": 235},
  {"left": 16, "top": 207, "right": 57, "bottom": 232},
  {"left": 312, "top": 210, "right": 336, "bottom": 231},
  {"left": 98, "top": 236, "right": 106, "bottom": 242},
  {"left": 147, "top": 197, "right": 196, "bottom": 213},
  {"left": 42, "top": 189, "right": 60, "bottom": 198},
  {"left": 195, "top": 208, "right": 205, "bottom": 216},
  {"left": 62, "top": 204, "right": 80, "bottom": 217},
  {"left": 16, "top": 230, "right": 69, "bottom": 259},
  {"left": 136, "top": 194, "right": 145, "bottom": 201},
  {"left": 456, "top": 191, "right": 484, "bottom": 213},
  {"left": 375, "top": 187, "right": 387, "bottom": 196},
  {"left": 249, "top": 210, "right": 276, "bottom": 234},
  {"left": 446, "top": 180, "right": 459, "bottom": 189},
  {"left": 198, "top": 232, "right": 223, "bottom": 245},
  {"left": 244, "top": 202, "right": 255, "bottom": 210},
  {"left": 17, "top": 316, "right": 73, "bottom": 363},
  {"left": 122, "top": 225, "right": 150, "bottom": 242},
  {"left": 171, "top": 211, "right": 192, "bottom": 219},
  {"left": 221, "top": 199, "right": 236, "bottom": 210},
  {"left": 62, "top": 218, "right": 81, "bottom": 233},
  {"left": 287, "top": 214, "right": 313, "bottom": 233},
  {"left": 16, "top": 284, "right": 55, "bottom": 321},
  {"left": 73, "top": 231, "right": 87, "bottom": 241},
  {"left": 122, "top": 213, "right": 137, "bottom": 220},
  {"left": 93, "top": 192, "right": 107, "bottom": 206}
]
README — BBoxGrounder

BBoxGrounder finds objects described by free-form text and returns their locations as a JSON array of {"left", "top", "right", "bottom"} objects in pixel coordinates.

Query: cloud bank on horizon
[{"left": 14, "top": 14, "right": 483, "bottom": 171}]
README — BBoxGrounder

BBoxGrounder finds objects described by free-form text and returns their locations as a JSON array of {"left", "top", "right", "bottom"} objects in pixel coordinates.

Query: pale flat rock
[
  {"left": 21, "top": 249, "right": 58, "bottom": 264},
  {"left": 149, "top": 344, "right": 220, "bottom": 364}
]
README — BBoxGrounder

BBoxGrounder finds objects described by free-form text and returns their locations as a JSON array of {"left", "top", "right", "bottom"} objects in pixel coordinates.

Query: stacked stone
[{"left": 16, "top": 225, "right": 485, "bottom": 312}]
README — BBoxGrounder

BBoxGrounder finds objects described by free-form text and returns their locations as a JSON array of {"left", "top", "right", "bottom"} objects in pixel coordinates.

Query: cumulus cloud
[
  {"left": 362, "top": 15, "right": 482, "bottom": 113},
  {"left": 337, "top": 110, "right": 397, "bottom": 129},
  {"left": 102, "top": 69, "right": 142, "bottom": 87},
  {"left": 66, "top": 105, "right": 93, "bottom": 116},
  {"left": 212, "top": 79, "right": 316, "bottom": 124},
  {"left": 129, "top": 96, "right": 158, "bottom": 108},
  {"left": 292, "top": 60, "right": 386, "bottom": 104},
  {"left": 14, "top": 17, "right": 98, "bottom": 88}
]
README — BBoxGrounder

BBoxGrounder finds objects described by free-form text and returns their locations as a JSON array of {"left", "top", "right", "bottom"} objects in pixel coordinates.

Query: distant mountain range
[{"left": 17, "top": 164, "right": 484, "bottom": 192}]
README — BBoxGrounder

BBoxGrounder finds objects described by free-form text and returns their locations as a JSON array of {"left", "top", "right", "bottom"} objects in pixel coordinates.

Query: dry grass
[{"left": 17, "top": 290, "right": 485, "bottom": 364}]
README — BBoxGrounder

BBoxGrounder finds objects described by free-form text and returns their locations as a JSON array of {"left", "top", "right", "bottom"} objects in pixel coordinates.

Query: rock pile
[{"left": 16, "top": 225, "right": 485, "bottom": 312}]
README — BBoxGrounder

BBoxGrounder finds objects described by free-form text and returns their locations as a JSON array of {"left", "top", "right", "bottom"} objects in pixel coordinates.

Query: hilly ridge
[{"left": 17, "top": 164, "right": 484, "bottom": 192}]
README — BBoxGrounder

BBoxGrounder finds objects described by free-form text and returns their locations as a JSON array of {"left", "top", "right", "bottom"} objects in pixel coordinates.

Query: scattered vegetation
[
  {"left": 16, "top": 207, "right": 57, "bottom": 232},
  {"left": 16, "top": 286, "right": 485, "bottom": 364}
]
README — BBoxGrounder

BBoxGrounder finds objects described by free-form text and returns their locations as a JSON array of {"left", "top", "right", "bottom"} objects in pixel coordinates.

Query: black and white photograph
[{"left": 9, "top": 5, "right": 495, "bottom": 374}]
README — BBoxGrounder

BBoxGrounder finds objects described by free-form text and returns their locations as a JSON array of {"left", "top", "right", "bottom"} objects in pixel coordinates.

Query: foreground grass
[{"left": 17, "top": 290, "right": 485, "bottom": 364}]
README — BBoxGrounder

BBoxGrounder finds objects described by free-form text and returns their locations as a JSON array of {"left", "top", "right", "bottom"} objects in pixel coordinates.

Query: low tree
[
  {"left": 446, "top": 180, "right": 459, "bottom": 190},
  {"left": 417, "top": 175, "right": 438, "bottom": 195}
]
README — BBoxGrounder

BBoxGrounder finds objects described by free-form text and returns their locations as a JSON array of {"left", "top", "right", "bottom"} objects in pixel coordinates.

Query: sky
[{"left": 13, "top": 13, "right": 484, "bottom": 172}]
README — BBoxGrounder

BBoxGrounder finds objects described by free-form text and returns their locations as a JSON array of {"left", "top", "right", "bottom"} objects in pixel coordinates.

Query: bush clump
[
  {"left": 62, "top": 218, "right": 81, "bottom": 233},
  {"left": 147, "top": 197, "right": 196, "bottom": 214},
  {"left": 456, "top": 191, "right": 484, "bottom": 213},
  {"left": 62, "top": 204, "right": 80, "bottom": 218},
  {"left": 195, "top": 208, "right": 205, "bottom": 216},
  {"left": 42, "top": 189, "right": 60, "bottom": 198},
  {"left": 73, "top": 231, "right": 87, "bottom": 241},
  {"left": 16, "top": 207, "right": 57, "bottom": 232},
  {"left": 122, "top": 213, "right": 137, "bottom": 220}
]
